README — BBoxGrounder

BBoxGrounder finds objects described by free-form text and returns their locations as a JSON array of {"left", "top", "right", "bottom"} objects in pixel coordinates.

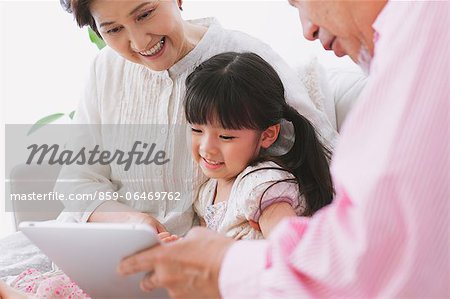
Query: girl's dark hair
[
  {"left": 60, "top": 0, "right": 100, "bottom": 37},
  {"left": 184, "top": 52, "right": 334, "bottom": 215}
]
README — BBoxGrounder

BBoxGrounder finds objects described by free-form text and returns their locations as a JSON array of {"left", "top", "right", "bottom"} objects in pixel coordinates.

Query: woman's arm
[
  {"left": 258, "top": 202, "right": 297, "bottom": 237},
  {"left": 87, "top": 201, "right": 167, "bottom": 232}
]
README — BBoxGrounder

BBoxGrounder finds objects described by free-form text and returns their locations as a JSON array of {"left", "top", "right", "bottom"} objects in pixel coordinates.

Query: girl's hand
[
  {"left": 158, "top": 232, "right": 179, "bottom": 243},
  {"left": 87, "top": 201, "right": 167, "bottom": 233}
]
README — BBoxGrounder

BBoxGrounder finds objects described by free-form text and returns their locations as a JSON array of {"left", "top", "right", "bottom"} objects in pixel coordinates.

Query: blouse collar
[{"left": 168, "top": 17, "right": 220, "bottom": 78}]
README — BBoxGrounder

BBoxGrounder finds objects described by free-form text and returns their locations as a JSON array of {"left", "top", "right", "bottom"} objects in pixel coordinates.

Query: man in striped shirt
[{"left": 117, "top": 1, "right": 449, "bottom": 298}]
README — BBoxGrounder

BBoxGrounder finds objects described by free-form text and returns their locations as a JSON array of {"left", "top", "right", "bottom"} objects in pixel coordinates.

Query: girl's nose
[{"left": 199, "top": 136, "right": 218, "bottom": 156}]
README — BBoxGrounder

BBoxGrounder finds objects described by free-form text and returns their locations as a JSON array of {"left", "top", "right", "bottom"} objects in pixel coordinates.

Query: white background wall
[{"left": 0, "top": 0, "right": 355, "bottom": 237}]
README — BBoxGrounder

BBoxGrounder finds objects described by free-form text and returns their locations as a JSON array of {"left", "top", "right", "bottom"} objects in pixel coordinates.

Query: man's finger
[
  {"left": 118, "top": 247, "right": 160, "bottom": 275},
  {"left": 140, "top": 271, "right": 157, "bottom": 292}
]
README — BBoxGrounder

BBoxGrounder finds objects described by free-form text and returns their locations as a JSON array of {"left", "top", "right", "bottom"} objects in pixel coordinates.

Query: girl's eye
[
  {"left": 106, "top": 26, "right": 122, "bottom": 35},
  {"left": 137, "top": 10, "right": 153, "bottom": 21},
  {"left": 220, "top": 135, "right": 236, "bottom": 140},
  {"left": 191, "top": 128, "right": 202, "bottom": 134}
]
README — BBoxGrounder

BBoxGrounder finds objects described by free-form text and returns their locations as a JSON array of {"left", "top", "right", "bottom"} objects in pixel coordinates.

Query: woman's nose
[{"left": 129, "top": 29, "right": 152, "bottom": 52}]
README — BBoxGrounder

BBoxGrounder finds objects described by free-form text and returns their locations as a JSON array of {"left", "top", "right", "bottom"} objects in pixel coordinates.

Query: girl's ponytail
[{"left": 280, "top": 105, "right": 334, "bottom": 215}]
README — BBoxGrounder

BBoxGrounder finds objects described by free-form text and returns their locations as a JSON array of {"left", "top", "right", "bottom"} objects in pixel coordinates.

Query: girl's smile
[{"left": 201, "top": 157, "right": 225, "bottom": 170}]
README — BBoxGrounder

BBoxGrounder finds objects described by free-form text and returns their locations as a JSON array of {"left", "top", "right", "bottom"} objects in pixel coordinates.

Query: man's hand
[
  {"left": 87, "top": 201, "right": 167, "bottom": 233},
  {"left": 118, "top": 227, "right": 235, "bottom": 299}
]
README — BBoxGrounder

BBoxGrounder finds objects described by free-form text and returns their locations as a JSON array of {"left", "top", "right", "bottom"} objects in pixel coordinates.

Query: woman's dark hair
[
  {"left": 184, "top": 52, "right": 334, "bottom": 215},
  {"left": 60, "top": 0, "right": 100, "bottom": 37}
]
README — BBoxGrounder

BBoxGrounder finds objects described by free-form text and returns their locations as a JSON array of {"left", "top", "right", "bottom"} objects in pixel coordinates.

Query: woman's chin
[{"left": 126, "top": 54, "right": 173, "bottom": 71}]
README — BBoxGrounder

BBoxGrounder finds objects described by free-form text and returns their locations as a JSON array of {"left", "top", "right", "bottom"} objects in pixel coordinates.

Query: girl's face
[
  {"left": 190, "top": 124, "right": 264, "bottom": 183},
  {"left": 90, "top": 0, "right": 192, "bottom": 71}
]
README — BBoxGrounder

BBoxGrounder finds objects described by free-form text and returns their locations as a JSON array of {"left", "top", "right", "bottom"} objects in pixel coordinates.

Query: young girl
[{"left": 184, "top": 52, "right": 334, "bottom": 239}]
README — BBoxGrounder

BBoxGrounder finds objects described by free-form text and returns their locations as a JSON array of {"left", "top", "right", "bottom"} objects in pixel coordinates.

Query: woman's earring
[{"left": 178, "top": 0, "right": 183, "bottom": 11}]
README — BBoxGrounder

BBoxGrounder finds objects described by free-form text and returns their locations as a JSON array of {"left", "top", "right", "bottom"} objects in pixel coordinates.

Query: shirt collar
[
  {"left": 168, "top": 17, "right": 220, "bottom": 78},
  {"left": 372, "top": 1, "right": 391, "bottom": 44}
]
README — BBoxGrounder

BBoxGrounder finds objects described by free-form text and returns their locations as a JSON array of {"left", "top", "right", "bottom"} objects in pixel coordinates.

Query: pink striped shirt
[{"left": 219, "top": 2, "right": 449, "bottom": 298}]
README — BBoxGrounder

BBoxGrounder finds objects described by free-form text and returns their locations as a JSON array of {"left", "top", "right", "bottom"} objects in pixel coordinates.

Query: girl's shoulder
[
  {"left": 236, "top": 161, "right": 296, "bottom": 186},
  {"left": 231, "top": 161, "right": 302, "bottom": 219},
  {"left": 231, "top": 162, "right": 298, "bottom": 202}
]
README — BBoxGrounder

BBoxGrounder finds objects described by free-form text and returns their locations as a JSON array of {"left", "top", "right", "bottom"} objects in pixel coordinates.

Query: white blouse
[{"left": 55, "top": 18, "right": 337, "bottom": 237}]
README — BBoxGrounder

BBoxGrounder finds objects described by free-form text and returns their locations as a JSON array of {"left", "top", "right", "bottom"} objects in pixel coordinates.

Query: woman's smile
[
  {"left": 138, "top": 36, "right": 166, "bottom": 60},
  {"left": 137, "top": 36, "right": 166, "bottom": 57}
]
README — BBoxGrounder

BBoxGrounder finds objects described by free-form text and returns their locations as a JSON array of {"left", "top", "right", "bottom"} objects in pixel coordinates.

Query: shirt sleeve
[
  {"left": 243, "top": 180, "right": 304, "bottom": 223},
  {"left": 220, "top": 193, "right": 358, "bottom": 298},
  {"left": 234, "top": 164, "right": 304, "bottom": 223}
]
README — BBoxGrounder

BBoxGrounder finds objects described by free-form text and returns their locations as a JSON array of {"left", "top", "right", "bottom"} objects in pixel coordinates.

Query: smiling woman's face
[{"left": 90, "top": 0, "right": 192, "bottom": 71}]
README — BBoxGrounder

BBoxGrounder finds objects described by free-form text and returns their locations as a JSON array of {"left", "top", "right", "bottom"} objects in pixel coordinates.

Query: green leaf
[
  {"left": 68, "top": 110, "right": 76, "bottom": 120},
  {"left": 27, "top": 113, "right": 65, "bottom": 136},
  {"left": 88, "top": 27, "right": 106, "bottom": 50}
]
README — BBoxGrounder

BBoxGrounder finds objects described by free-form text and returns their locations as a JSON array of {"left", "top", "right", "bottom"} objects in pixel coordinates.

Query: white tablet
[{"left": 19, "top": 221, "right": 168, "bottom": 299}]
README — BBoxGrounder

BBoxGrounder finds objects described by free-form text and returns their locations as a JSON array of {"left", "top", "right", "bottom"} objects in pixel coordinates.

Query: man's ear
[{"left": 260, "top": 124, "right": 281, "bottom": 149}]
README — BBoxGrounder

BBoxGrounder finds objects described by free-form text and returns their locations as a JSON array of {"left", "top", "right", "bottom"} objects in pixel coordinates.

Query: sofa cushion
[{"left": 296, "top": 59, "right": 367, "bottom": 132}]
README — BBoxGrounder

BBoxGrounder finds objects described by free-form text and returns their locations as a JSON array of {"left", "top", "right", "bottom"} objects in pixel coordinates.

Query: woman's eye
[
  {"left": 106, "top": 27, "right": 122, "bottom": 34},
  {"left": 137, "top": 10, "right": 153, "bottom": 21}
]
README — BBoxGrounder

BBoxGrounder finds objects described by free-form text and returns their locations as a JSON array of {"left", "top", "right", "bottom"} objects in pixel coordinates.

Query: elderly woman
[{"left": 54, "top": 0, "right": 337, "bottom": 237}]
